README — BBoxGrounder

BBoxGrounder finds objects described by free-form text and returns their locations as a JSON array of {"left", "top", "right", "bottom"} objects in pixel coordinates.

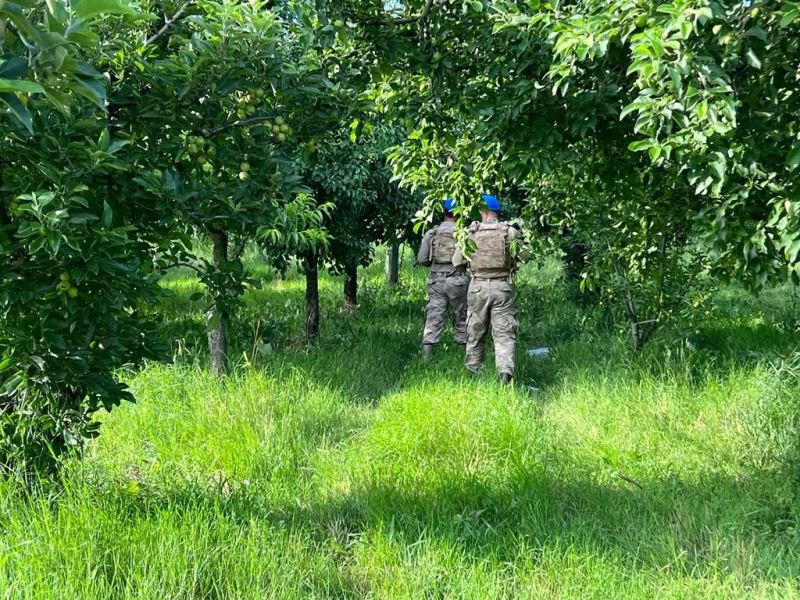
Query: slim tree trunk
[
  {"left": 343, "top": 264, "right": 358, "bottom": 312},
  {"left": 385, "top": 240, "right": 400, "bottom": 286},
  {"left": 207, "top": 228, "right": 230, "bottom": 376},
  {"left": 304, "top": 250, "right": 320, "bottom": 344}
]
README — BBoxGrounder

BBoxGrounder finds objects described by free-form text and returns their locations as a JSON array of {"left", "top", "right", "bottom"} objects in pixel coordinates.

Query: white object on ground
[{"left": 527, "top": 347, "right": 551, "bottom": 359}]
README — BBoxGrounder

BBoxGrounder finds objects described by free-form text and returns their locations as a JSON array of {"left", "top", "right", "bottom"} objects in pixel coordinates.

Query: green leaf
[
  {"left": 0, "top": 57, "right": 28, "bottom": 79},
  {"left": 0, "top": 92, "right": 33, "bottom": 132},
  {"left": 628, "top": 139, "right": 655, "bottom": 152},
  {"left": 0, "top": 78, "right": 44, "bottom": 93},
  {"left": 68, "top": 76, "right": 106, "bottom": 110},
  {"left": 779, "top": 9, "right": 799, "bottom": 27},
  {"left": 787, "top": 143, "right": 800, "bottom": 171},
  {"left": 744, "top": 48, "right": 761, "bottom": 69},
  {"left": 71, "top": 0, "right": 135, "bottom": 19},
  {"left": 744, "top": 26, "right": 768, "bottom": 42},
  {"left": 98, "top": 127, "right": 110, "bottom": 151},
  {"left": 102, "top": 200, "right": 113, "bottom": 228}
]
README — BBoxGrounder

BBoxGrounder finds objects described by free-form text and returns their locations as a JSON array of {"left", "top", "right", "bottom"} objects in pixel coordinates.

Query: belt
[
  {"left": 430, "top": 269, "right": 465, "bottom": 278},
  {"left": 472, "top": 275, "right": 512, "bottom": 282}
]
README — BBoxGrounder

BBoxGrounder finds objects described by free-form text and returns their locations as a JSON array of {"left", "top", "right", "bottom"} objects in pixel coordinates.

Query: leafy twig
[{"left": 143, "top": 0, "right": 195, "bottom": 47}]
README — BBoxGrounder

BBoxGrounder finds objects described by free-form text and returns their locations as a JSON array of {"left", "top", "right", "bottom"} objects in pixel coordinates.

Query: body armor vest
[
  {"left": 431, "top": 226, "right": 457, "bottom": 264},
  {"left": 468, "top": 222, "right": 510, "bottom": 272}
]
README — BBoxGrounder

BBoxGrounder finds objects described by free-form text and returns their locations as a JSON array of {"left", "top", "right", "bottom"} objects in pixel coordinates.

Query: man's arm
[{"left": 416, "top": 230, "right": 434, "bottom": 266}]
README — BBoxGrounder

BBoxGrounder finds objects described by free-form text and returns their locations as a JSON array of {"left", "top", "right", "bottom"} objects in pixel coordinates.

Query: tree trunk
[
  {"left": 343, "top": 264, "right": 358, "bottom": 312},
  {"left": 304, "top": 250, "right": 320, "bottom": 344},
  {"left": 385, "top": 240, "right": 400, "bottom": 286},
  {"left": 207, "top": 228, "right": 230, "bottom": 376}
]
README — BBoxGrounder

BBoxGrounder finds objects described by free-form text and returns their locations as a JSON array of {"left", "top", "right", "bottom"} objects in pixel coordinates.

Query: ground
[{"left": 1, "top": 249, "right": 799, "bottom": 599}]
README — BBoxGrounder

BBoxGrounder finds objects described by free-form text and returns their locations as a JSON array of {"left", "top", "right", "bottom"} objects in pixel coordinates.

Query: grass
[{"left": 1, "top": 247, "right": 799, "bottom": 598}]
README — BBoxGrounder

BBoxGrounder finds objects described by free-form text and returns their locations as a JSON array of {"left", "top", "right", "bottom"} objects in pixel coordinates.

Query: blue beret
[
  {"left": 443, "top": 198, "right": 457, "bottom": 213},
  {"left": 481, "top": 194, "right": 501, "bottom": 212}
]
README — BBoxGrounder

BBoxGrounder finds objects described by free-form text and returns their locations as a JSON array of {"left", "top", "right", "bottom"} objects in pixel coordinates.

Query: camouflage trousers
[
  {"left": 465, "top": 278, "right": 518, "bottom": 376},
  {"left": 423, "top": 273, "right": 469, "bottom": 346}
]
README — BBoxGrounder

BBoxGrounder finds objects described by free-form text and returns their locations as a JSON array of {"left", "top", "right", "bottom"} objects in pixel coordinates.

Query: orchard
[{"left": 1, "top": 1, "right": 799, "bottom": 596}]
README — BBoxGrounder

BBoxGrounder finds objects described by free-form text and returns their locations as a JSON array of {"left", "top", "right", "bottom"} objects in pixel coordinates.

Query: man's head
[
  {"left": 480, "top": 194, "right": 501, "bottom": 220},
  {"left": 443, "top": 198, "right": 457, "bottom": 220}
]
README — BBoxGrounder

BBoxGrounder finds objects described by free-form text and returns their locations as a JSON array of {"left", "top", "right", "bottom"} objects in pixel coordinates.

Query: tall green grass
[{"left": 1, "top": 248, "right": 799, "bottom": 598}]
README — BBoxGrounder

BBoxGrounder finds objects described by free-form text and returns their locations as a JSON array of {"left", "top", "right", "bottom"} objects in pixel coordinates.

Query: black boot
[
  {"left": 422, "top": 344, "right": 434, "bottom": 363},
  {"left": 500, "top": 372, "right": 513, "bottom": 385}
]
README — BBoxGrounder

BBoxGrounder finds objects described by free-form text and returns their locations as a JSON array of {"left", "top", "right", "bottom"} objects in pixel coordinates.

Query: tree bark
[
  {"left": 207, "top": 228, "right": 230, "bottom": 375},
  {"left": 304, "top": 250, "right": 320, "bottom": 344},
  {"left": 343, "top": 264, "right": 358, "bottom": 312},
  {"left": 385, "top": 240, "right": 400, "bottom": 286}
]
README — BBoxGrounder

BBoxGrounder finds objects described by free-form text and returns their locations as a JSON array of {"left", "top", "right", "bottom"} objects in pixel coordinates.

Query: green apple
[{"left": 239, "top": 171, "right": 250, "bottom": 181}]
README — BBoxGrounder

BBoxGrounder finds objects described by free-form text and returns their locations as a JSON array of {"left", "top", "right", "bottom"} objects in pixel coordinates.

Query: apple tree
[
  {"left": 100, "top": 0, "right": 333, "bottom": 373},
  {"left": 0, "top": 0, "right": 167, "bottom": 479}
]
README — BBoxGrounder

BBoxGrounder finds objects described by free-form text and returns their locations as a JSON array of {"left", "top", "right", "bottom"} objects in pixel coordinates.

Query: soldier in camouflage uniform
[
  {"left": 453, "top": 194, "right": 529, "bottom": 384},
  {"left": 416, "top": 199, "right": 469, "bottom": 362}
]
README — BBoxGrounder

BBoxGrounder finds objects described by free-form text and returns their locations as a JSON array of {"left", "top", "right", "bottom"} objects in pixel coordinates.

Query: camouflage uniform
[
  {"left": 453, "top": 219, "right": 526, "bottom": 377},
  {"left": 417, "top": 221, "right": 468, "bottom": 346}
]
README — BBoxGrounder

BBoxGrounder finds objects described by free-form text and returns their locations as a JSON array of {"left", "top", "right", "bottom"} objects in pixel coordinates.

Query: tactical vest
[
  {"left": 468, "top": 222, "right": 510, "bottom": 272},
  {"left": 430, "top": 226, "right": 457, "bottom": 264}
]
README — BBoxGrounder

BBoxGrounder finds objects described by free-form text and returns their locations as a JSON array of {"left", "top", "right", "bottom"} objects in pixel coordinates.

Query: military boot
[
  {"left": 500, "top": 372, "right": 513, "bottom": 385},
  {"left": 422, "top": 344, "right": 434, "bottom": 363}
]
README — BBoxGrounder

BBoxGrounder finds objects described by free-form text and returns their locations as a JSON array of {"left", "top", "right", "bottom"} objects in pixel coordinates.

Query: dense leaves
[{"left": 0, "top": 0, "right": 162, "bottom": 478}]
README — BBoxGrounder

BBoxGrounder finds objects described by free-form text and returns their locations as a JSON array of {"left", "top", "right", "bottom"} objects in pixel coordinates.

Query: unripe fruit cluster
[
  {"left": 239, "top": 161, "right": 251, "bottom": 181},
  {"left": 186, "top": 135, "right": 216, "bottom": 166},
  {"left": 236, "top": 88, "right": 265, "bottom": 120},
  {"left": 7, "top": 198, "right": 22, "bottom": 217},
  {"left": 56, "top": 272, "right": 79, "bottom": 298},
  {"left": 262, "top": 114, "right": 292, "bottom": 143}
]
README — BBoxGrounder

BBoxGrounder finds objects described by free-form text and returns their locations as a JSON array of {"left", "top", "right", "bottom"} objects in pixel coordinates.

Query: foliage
[
  {"left": 95, "top": 0, "right": 345, "bottom": 371},
  {"left": 339, "top": 0, "right": 800, "bottom": 347},
  {"left": 309, "top": 122, "right": 420, "bottom": 274},
  {"left": 0, "top": 0, "right": 165, "bottom": 478}
]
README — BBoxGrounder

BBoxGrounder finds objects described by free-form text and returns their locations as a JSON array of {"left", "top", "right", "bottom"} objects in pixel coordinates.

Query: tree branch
[
  {"left": 361, "top": 0, "right": 436, "bottom": 26},
  {"left": 143, "top": 0, "right": 195, "bottom": 47},
  {"left": 204, "top": 115, "right": 274, "bottom": 137}
]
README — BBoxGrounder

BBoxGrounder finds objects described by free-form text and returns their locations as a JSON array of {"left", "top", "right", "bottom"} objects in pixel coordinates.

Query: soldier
[
  {"left": 416, "top": 198, "right": 469, "bottom": 362},
  {"left": 453, "top": 194, "right": 529, "bottom": 384}
]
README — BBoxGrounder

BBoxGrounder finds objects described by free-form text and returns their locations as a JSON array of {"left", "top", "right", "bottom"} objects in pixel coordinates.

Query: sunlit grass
[{"left": 1, "top": 247, "right": 799, "bottom": 598}]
